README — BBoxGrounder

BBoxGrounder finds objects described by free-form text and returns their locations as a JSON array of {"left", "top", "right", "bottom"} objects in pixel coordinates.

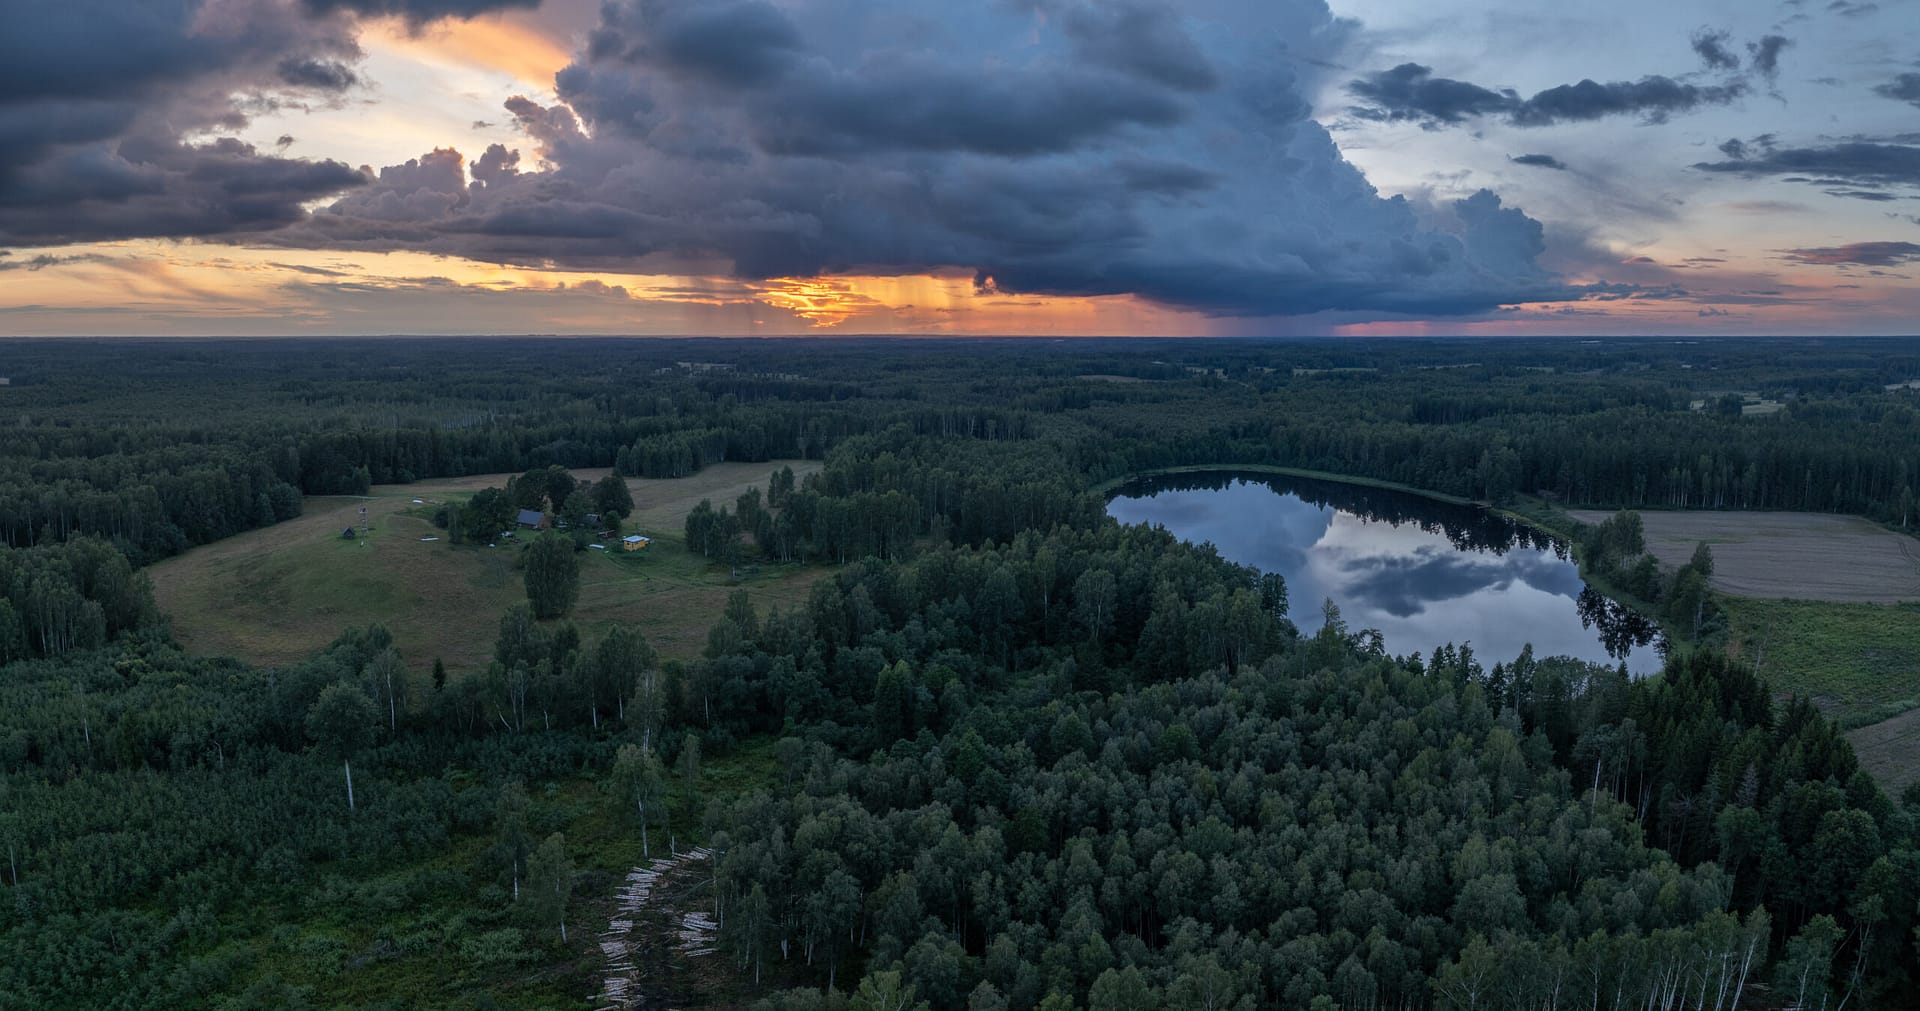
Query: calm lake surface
[{"left": 1108, "top": 472, "right": 1663, "bottom": 675}]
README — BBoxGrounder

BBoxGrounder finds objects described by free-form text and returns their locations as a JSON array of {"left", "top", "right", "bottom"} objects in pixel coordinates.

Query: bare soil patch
[{"left": 1567, "top": 510, "right": 1920, "bottom": 603}]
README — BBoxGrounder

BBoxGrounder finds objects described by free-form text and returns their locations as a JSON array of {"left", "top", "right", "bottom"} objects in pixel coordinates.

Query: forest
[{"left": 0, "top": 336, "right": 1916, "bottom": 1009}]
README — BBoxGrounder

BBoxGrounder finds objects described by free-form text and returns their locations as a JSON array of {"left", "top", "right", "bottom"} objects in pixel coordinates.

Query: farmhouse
[
  {"left": 622, "top": 535, "right": 651, "bottom": 552},
  {"left": 516, "top": 509, "right": 546, "bottom": 530}
]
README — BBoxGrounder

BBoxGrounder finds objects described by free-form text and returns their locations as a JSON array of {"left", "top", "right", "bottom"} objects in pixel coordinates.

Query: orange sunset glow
[{"left": 2, "top": 0, "right": 1915, "bottom": 336}]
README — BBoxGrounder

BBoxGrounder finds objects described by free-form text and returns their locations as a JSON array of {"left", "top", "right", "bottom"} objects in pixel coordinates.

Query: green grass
[
  {"left": 151, "top": 465, "right": 829, "bottom": 681},
  {"left": 1722, "top": 597, "right": 1920, "bottom": 726}
]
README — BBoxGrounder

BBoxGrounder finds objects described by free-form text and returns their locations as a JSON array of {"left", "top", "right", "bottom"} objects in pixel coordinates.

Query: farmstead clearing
[{"left": 149, "top": 461, "right": 825, "bottom": 677}]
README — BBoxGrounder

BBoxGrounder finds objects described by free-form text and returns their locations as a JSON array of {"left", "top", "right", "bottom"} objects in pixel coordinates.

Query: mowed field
[
  {"left": 149, "top": 461, "right": 825, "bottom": 677},
  {"left": 1566, "top": 509, "right": 1920, "bottom": 603}
]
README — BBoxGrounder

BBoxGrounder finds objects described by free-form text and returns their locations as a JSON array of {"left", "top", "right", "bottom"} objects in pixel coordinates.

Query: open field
[
  {"left": 1719, "top": 597, "right": 1920, "bottom": 724},
  {"left": 149, "top": 461, "right": 825, "bottom": 676},
  {"left": 1566, "top": 509, "right": 1920, "bottom": 603},
  {"left": 1851, "top": 707, "right": 1920, "bottom": 798}
]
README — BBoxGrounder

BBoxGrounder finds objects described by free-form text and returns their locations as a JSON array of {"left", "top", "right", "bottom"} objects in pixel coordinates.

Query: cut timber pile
[{"left": 595, "top": 846, "right": 717, "bottom": 1009}]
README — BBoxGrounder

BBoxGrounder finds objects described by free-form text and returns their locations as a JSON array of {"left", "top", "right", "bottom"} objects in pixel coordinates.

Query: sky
[{"left": 1, "top": 0, "right": 1916, "bottom": 337}]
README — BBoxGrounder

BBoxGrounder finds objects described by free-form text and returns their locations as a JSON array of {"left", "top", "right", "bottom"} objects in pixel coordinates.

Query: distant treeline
[{"left": 2, "top": 338, "right": 1916, "bottom": 571}]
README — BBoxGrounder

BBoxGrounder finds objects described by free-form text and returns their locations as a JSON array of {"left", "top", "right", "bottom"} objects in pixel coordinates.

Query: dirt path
[{"left": 595, "top": 847, "right": 718, "bottom": 1010}]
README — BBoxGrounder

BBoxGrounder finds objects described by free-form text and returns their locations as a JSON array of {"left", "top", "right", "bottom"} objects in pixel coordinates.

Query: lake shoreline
[
  {"left": 1093, "top": 463, "right": 1481, "bottom": 507},
  {"left": 1104, "top": 467, "right": 1664, "bottom": 673}
]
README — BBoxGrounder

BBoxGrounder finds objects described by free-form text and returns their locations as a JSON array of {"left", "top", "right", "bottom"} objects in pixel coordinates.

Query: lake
[{"left": 1107, "top": 471, "right": 1663, "bottom": 674}]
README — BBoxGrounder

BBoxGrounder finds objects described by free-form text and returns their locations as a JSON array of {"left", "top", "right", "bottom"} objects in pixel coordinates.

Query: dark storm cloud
[
  {"left": 1057, "top": 1, "right": 1219, "bottom": 91},
  {"left": 1347, "top": 64, "right": 1513, "bottom": 125},
  {"left": 298, "top": 0, "right": 540, "bottom": 25},
  {"left": 279, "top": 58, "right": 359, "bottom": 90},
  {"left": 586, "top": 0, "right": 803, "bottom": 87},
  {"left": 1782, "top": 241, "right": 1920, "bottom": 266},
  {"left": 1694, "top": 142, "right": 1920, "bottom": 189},
  {"left": 1348, "top": 66, "right": 1748, "bottom": 129},
  {"left": 1512, "top": 77, "right": 1746, "bottom": 126},
  {"left": 0, "top": 0, "right": 373, "bottom": 246},
  {"left": 267, "top": 0, "right": 1578, "bottom": 319},
  {"left": 0, "top": 137, "right": 365, "bottom": 245},
  {"left": 1348, "top": 31, "right": 1786, "bottom": 130},
  {"left": 1690, "top": 29, "right": 1740, "bottom": 71},
  {"left": 1877, "top": 73, "right": 1920, "bottom": 108}
]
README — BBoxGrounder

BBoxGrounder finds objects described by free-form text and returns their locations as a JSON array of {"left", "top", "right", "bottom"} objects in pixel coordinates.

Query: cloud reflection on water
[{"left": 1107, "top": 475, "right": 1660, "bottom": 673}]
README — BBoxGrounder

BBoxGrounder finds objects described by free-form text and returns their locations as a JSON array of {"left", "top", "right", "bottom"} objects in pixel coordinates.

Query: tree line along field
[
  {"left": 148, "top": 461, "right": 826, "bottom": 676},
  {"left": 1565, "top": 509, "right": 1920, "bottom": 604},
  {"left": 1568, "top": 506, "right": 1920, "bottom": 762},
  {"left": 5, "top": 336, "right": 1920, "bottom": 1009}
]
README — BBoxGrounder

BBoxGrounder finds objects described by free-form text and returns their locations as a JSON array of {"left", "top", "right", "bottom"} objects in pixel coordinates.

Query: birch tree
[
  {"left": 611, "top": 743, "right": 667, "bottom": 858},
  {"left": 306, "top": 682, "right": 376, "bottom": 812},
  {"left": 526, "top": 832, "right": 573, "bottom": 944}
]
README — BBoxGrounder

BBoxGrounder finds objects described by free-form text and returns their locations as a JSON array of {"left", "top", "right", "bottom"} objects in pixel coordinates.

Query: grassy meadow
[
  {"left": 150, "top": 462, "right": 826, "bottom": 679},
  {"left": 1720, "top": 597, "right": 1920, "bottom": 725}
]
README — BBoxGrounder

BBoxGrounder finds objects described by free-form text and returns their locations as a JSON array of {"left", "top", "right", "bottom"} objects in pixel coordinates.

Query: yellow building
[{"left": 622, "top": 535, "right": 650, "bottom": 552}]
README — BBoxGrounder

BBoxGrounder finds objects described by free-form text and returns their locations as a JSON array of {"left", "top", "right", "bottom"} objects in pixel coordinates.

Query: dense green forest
[{"left": 1, "top": 337, "right": 1917, "bottom": 1008}]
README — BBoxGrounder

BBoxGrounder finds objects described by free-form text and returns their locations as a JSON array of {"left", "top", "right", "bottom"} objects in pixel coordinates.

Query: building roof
[
  {"left": 623, "top": 534, "right": 649, "bottom": 543},
  {"left": 516, "top": 509, "right": 543, "bottom": 526}
]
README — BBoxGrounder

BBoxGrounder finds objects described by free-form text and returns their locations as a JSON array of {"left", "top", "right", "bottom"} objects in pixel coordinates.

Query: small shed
[
  {"left": 622, "top": 534, "right": 651, "bottom": 552},
  {"left": 341, "top": 527, "right": 356, "bottom": 540},
  {"left": 516, "top": 509, "right": 545, "bottom": 530}
]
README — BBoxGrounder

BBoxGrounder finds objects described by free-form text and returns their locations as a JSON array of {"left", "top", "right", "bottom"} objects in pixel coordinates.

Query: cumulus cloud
[
  {"left": 265, "top": 0, "right": 1574, "bottom": 318},
  {"left": 0, "top": 0, "right": 525, "bottom": 246},
  {"left": 298, "top": 0, "right": 540, "bottom": 26},
  {"left": 1782, "top": 241, "right": 1920, "bottom": 267}
]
